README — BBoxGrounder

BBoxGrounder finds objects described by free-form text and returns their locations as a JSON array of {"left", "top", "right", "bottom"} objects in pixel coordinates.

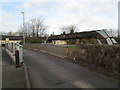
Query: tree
[
  {"left": 63, "top": 31, "right": 66, "bottom": 34},
  {"left": 18, "top": 17, "right": 47, "bottom": 37},
  {"left": 7, "top": 32, "right": 12, "bottom": 36},
  {"left": 60, "top": 25, "right": 77, "bottom": 34},
  {"left": 24, "top": 22, "right": 32, "bottom": 37},
  {"left": 29, "top": 19, "right": 36, "bottom": 37},
  {"left": 0, "top": 31, "right": 7, "bottom": 35},
  {"left": 30, "top": 17, "right": 47, "bottom": 37},
  {"left": 70, "top": 29, "right": 74, "bottom": 34}
]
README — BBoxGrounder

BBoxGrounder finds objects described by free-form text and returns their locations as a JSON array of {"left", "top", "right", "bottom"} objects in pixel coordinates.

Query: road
[{"left": 24, "top": 49, "right": 118, "bottom": 88}]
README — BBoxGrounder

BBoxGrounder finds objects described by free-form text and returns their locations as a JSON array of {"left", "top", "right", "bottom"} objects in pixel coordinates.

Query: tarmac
[
  {"left": 24, "top": 49, "right": 119, "bottom": 88},
  {"left": 2, "top": 48, "right": 27, "bottom": 89}
]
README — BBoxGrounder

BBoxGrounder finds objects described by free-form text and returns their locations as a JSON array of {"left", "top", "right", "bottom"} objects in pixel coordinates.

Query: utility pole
[
  {"left": 118, "top": 2, "right": 120, "bottom": 45},
  {"left": 21, "top": 12, "right": 25, "bottom": 44}
]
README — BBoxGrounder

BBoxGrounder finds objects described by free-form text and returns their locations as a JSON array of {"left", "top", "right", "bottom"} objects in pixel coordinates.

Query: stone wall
[
  {"left": 24, "top": 44, "right": 67, "bottom": 57},
  {"left": 24, "top": 43, "right": 120, "bottom": 73},
  {"left": 68, "top": 44, "right": 120, "bottom": 73}
]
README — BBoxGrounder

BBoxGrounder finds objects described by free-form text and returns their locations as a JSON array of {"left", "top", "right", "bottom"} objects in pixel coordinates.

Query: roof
[
  {"left": 47, "top": 29, "right": 117, "bottom": 45},
  {"left": 2, "top": 35, "right": 23, "bottom": 40},
  {"left": 47, "top": 31, "right": 99, "bottom": 42}
]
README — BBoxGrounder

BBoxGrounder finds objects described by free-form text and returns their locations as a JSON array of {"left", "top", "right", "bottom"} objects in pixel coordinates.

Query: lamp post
[{"left": 21, "top": 12, "right": 25, "bottom": 44}]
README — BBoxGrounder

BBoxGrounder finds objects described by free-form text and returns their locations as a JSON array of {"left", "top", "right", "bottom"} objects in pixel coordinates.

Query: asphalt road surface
[{"left": 24, "top": 49, "right": 118, "bottom": 88}]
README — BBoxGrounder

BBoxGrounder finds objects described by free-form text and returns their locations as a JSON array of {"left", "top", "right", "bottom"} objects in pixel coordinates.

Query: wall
[
  {"left": 24, "top": 44, "right": 67, "bottom": 57},
  {"left": 68, "top": 44, "right": 120, "bottom": 73},
  {"left": 5, "top": 43, "right": 23, "bottom": 63},
  {"left": 24, "top": 43, "right": 120, "bottom": 73}
]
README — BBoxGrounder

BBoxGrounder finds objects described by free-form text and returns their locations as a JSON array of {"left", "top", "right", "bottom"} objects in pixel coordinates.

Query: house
[
  {"left": 47, "top": 29, "right": 117, "bottom": 45},
  {"left": 1, "top": 35, "right": 23, "bottom": 46},
  {"left": 52, "top": 40, "right": 67, "bottom": 45}
]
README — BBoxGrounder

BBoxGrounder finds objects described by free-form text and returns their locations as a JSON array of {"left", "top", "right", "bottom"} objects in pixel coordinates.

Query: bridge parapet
[{"left": 5, "top": 43, "right": 23, "bottom": 67}]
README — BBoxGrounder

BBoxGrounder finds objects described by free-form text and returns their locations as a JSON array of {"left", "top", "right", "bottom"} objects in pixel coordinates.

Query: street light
[{"left": 21, "top": 12, "right": 25, "bottom": 44}]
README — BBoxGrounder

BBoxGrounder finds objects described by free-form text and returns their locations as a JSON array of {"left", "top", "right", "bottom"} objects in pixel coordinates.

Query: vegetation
[
  {"left": 31, "top": 40, "right": 44, "bottom": 44},
  {"left": 19, "top": 40, "right": 23, "bottom": 45},
  {"left": 60, "top": 25, "right": 78, "bottom": 34},
  {"left": 68, "top": 44, "right": 120, "bottom": 73},
  {"left": 114, "top": 36, "right": 120, "bottom": 44},
  {"left": 66, "top": 40, "right": 76, "bottom": 45},
  {"left": 18, "top": 17, "right": 47, "bottom": 38}
]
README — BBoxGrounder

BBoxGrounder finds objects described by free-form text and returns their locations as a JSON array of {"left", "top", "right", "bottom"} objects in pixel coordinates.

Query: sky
[{"left": 0, "top": 0, "right": 119, "bottom": 35}]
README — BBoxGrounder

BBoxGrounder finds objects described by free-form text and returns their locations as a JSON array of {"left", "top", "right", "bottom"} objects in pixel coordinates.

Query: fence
[{"left": 5, "top": 42, "right": 23, "bottom": 66}]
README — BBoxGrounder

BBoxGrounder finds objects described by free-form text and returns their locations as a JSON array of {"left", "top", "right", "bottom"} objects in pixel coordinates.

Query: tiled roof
[
  {"left": 47, "top": 31, "right": 99, "bottom": 42},
  {"left": 2, "top": 35, "right": 23, "bottom": 40}
]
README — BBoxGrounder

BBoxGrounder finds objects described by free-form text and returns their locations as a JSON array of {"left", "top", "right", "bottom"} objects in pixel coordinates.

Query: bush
[
  {"left": 68, "top": 44, "right": 120, "bottom": 73},
  {"left": 114, "top": 37, "right": 120, "bottom": 44},
  {"left": 19, "top": 40, "right": 23, "bottom": 45},
  {"left": 31, "top": 40, "right": 44, "bottom": 44},
  {"left": 67, "top": 40, "right": 76, "bottom": 45}
]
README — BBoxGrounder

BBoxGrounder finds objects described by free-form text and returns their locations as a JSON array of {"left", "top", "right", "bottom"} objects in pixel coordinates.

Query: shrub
[
  {"left": 19, "top": 40, "right": 23, "bottom": 45},
  {"left": 31, "top": 40, "right": 44, "bottom": 44},
  {"left": 68, "top": 44, "right": 120, "bottom": 73}
]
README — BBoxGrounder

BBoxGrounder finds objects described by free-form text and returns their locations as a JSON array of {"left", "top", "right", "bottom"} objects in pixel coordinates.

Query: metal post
[
  {"left": 15, "top": 50, "right": 20, "bottom": 68},
  {"left": 21, "top": 12, "right": 25, "bottom": 44},
  {"left": 118, "top": 2, "right": 120, "bottom": 45}
]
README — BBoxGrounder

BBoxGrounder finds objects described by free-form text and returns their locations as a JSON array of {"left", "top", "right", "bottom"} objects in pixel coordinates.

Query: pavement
[
  {"left": 2, "top": 49, "right": 27, "bottom": 88},
  {"left": 24, "top": 49, "right": 119, "bottom": 88}
]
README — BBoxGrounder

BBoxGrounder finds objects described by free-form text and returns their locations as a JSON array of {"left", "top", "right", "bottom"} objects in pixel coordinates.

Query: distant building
[
  {"left": 52, "top": 40, "right": 67, "bottom": 45},
  {"left": 1, "top": 35, "right": 23, "bottom": 46},
  {"left": 47, "top": 29, "right": 117, "bottom": 45}
]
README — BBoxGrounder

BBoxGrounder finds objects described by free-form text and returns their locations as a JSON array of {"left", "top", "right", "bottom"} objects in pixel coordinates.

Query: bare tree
[
  {"left": 18, "top": 25, "right": 30, "bottom": 37},
  {"left": 7, "top": 32, "right": 13, "bottom": 36},
  {"left": 30, "top": 17, "right": 47, "bottom": 37},
  {"left": 60, "top": 26, "right": 67, "bottom": 34},
  {"left": 0, "top": 31, "right": 6, "bottom": 35},
  {"left": 24, "top": 22, "right": 32, "bottom": 37},
  {"left": 29, "top": 19, "right": 36, "bottom": 37},
  {"left": 18, "top": 26, "right": 23, "bottom": 36},
  {"left": 60, "top": 25, "right": 77, "bottom": 34},
  {"left": 18, "top": 17, "right": 47, "bottom": 37}
]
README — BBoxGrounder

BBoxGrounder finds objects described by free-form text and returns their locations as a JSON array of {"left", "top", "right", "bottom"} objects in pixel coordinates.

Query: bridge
[{"left": 2, "top": 42, "right": 119, "bottom": 89}]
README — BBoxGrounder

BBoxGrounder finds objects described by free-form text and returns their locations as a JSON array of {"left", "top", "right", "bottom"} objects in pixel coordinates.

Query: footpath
[{"left": 2, "top": 49, "right": 27, "bottom": 89}]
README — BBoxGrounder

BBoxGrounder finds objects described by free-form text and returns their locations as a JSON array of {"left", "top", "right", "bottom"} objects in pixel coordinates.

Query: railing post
[
  {"left": 15, "top": 50, "right": 20, "bottom": 68},
  {"left": 19, "top": 45, "right": 23, "bottom": 64}
]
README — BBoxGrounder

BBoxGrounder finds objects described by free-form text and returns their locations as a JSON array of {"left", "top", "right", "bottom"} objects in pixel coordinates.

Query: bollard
[
  {"left": 66, "top": 46, "right": 68, "bottom": 60},
  {"left": 15, "top": 50, "right": 20, "bottom": 68}
]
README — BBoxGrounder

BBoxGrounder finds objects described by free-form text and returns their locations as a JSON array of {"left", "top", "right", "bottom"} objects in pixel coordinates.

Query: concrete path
[
  {"left": 24, "top": 49, "right": 119, "bottom": 88},
  {"left": 2, "top": 49, "right": 27, "bottom": 88}
]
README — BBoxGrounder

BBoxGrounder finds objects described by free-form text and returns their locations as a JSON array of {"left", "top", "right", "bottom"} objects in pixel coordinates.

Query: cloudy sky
[{"left": 0, "top": 0, "right": 119, "bottom": 35}]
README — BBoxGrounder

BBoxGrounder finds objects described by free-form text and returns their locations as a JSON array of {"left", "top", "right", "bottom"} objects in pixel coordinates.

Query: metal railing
[{"left": 5, "top": 42, "right": 23, "bottom": 67}]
